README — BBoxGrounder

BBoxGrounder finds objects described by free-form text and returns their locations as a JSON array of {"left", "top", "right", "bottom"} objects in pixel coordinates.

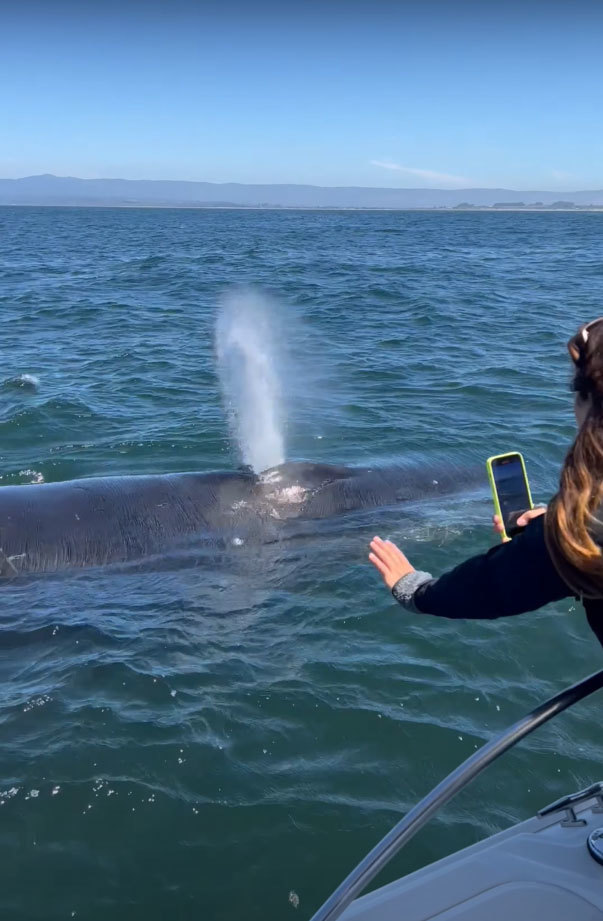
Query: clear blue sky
[{"left": 2, "top": 0, "right": 603, "bottom": 189}]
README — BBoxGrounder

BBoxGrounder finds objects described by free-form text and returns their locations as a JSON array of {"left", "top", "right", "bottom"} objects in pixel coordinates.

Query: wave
[{"left": 1, "top": 373, "right": 40, "bottom": 392}]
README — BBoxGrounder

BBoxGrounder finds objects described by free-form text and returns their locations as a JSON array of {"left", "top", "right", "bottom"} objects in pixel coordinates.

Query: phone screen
[{"left": 492, "top": 455, "right": 531, "bottom": 532}]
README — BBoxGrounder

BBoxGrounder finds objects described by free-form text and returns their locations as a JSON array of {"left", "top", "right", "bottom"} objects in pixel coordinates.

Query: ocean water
[{"left": 1, "top": 206, "right": 603, "bottom": 921}]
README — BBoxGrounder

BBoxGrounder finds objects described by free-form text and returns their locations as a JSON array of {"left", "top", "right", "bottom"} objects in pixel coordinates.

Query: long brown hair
[{"left": 545, "top": 318, "right": 603, "bottom": 592}]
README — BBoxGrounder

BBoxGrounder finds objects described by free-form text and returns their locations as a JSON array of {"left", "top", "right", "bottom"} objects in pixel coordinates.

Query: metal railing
[{"left": 309, "top": 667, "right": 603, "bottom": 921}]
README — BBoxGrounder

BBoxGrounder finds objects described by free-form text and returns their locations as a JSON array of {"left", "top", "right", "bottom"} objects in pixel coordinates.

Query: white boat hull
[{"left": 343, "top": 791, "right": 603, "bottom": 920}]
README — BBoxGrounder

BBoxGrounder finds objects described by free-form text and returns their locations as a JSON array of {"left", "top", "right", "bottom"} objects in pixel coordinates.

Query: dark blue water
[{"left": 1, "top": 207, "right": 603, "bottom": 921}]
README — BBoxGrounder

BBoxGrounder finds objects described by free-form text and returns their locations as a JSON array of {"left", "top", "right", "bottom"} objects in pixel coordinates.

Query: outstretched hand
[
  {"left": 369, "top": 536, "right": 415, "bottom": 589},
  {"left": 369, "top": 506, "right": 547, "bottom": 590}
]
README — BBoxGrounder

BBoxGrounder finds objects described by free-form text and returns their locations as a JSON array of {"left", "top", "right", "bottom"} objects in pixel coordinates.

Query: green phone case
[{"left": 486, "top": 452, "right": 533, "bottom": 541}]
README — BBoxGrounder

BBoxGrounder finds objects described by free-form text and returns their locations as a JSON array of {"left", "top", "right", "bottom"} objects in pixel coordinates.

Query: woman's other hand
[
  {"left": 369, "top": 536, "right": 415, "bottom": 589},
  {"left": 493, "top": 506, "right": 547, "bottom": 542}
]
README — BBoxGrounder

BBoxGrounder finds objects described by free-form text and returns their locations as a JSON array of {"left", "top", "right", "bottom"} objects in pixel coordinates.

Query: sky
[{"left": 2, "top": 0, "right": 603, "bottom": 189}]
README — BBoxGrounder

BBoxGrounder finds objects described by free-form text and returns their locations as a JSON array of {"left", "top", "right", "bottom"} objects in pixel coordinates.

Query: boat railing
[{"left": 309, "top": 667, "right": 603, "bottom": 921}]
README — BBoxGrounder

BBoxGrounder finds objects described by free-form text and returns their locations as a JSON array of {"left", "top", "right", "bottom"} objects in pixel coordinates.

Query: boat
[{"left": 309, "top": 669, "right": 603, "bottom": 921}]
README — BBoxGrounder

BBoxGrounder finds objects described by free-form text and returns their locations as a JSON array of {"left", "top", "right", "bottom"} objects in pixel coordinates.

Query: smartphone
[{"left": 486, "top": 452, "right": 533, "bottom": 540}]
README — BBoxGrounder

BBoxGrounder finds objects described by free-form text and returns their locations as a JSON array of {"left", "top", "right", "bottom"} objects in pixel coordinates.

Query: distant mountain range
[{"left": 1, "top": 174, "right": 603, "bottom": 209}]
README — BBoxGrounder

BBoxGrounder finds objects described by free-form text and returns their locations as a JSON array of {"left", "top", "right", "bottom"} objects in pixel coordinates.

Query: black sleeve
[
  {"left": 584, "top": 600, "right": 603, "bottom": 649},
  {"left": 414, "top": 514, "right": 574, "bottom": 620}
]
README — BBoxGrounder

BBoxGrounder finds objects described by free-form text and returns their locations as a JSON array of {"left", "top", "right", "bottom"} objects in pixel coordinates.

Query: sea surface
[{"left": 1, "top": 207, "right": 603, "bottom": 921}]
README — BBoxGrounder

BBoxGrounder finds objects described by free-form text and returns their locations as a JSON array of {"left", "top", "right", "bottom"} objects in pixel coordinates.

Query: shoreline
[{"left": 1, "top": 203, "right": 603, "bottom": 213}]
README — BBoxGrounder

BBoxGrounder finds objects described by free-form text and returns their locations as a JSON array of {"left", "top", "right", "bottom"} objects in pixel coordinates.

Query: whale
[{"left": 0, "top": 460, "right": 476, "bottom": 577}]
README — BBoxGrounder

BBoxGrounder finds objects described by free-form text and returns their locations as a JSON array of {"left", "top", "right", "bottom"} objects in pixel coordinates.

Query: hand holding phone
[
  {"left": 493, "top": 506, "right": 546, "bottom": 541},
  {"left": 487, "top": 452, "right": 534, "bottom": 541}
]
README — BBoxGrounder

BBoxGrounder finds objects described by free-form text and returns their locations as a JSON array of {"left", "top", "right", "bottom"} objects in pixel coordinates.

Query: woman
[{"left": 369, "top": 318, "right": 603, "bottom": 646}]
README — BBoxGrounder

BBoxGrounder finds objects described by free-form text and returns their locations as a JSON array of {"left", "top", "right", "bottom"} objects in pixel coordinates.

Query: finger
[
  {"left": 384, "top": 541, "right": 410, "bottom": 564},
  {"left": 370, "top": 538, "right": 397, "bottom": 564},
  {"left": 516, "top": 507, "right": 546, "bottom": 526},
  {"left": 372, "top": 540, "right": 410, "bottom": 575},
  {"left": 368, "top": 552, "right": 389, "bottom": 580},
  {"left": 369, "top": 542, "right": 392, "bottom": 566},
  {"left": 382, "top": 539, "right": 406, "bottom": 561}
]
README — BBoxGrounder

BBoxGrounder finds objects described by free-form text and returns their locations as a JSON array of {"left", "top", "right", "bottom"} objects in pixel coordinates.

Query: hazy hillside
[{"left": 2, "top": 174, "right": 603, "bottom": 208}]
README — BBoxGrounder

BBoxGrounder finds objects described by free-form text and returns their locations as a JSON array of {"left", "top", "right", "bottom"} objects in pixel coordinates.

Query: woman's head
[
  {"left": 546, "top": 318, "right": 603, "bottom": 592},
  {"left": 569, "top": 318, "right": 603, "bottom": 428}
]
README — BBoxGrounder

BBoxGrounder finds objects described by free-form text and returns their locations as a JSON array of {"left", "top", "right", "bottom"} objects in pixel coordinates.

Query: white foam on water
[
  {"left": 18, "top": 469, "right": 45, "bottom": 484},
  {"left": 18, "top": 373, "right": 40, "bottom": 388},
  {"left": 2, "top": 373, "right": 40, "bottom": 392},
  {"left": 215, "top": 289, "right": 286, "bottom": 473}
]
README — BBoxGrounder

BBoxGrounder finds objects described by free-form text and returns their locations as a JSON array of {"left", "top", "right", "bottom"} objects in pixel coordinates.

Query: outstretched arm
[{"left": 369, "top": 514, "right": 573, "bottom": 620}]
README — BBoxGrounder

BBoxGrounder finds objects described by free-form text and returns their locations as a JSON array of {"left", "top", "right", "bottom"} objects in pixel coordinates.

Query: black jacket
[{"left": 413, "top": 515, "right": 603, "bottom": 647}]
